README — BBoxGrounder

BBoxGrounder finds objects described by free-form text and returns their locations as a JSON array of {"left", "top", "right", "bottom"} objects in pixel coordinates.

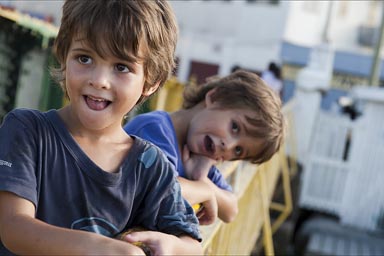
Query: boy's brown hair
[
  {"left": 183, "top": 70, "right": 286, "bottom": 164},
  {"left": 52, "top": 0, "right": 178, "bottom": 105}
]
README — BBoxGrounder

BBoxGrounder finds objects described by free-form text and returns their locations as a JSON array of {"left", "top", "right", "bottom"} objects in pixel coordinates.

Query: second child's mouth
[
  {"left": 204, "top": 135, "right": 215, "bottom": 156},
  {"left": 84, "top": 95, "right": 111, "bottom": 111}
]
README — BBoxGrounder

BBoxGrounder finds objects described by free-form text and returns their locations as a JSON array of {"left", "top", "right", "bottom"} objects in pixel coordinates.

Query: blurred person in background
[{"left": 262, "top": 62, "right": 283, "bottom": 99}]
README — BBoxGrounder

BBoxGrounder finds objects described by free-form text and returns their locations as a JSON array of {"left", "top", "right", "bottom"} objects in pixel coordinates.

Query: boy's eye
[
  {"left": 231, "top": 121, "right": 240, "bottom": 133},
  {"left": 116, "top": 64, "right": 129, "bottom": 73},
  {"left": 235, "top": 146, "right": 243, "bottom": 157},
  {"left": 78, "top": 55, "right": 92, "bottom": 64}
]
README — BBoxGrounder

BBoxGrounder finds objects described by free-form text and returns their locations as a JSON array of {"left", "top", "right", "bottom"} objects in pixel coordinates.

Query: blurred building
[
  {"left": 2, "top": 0, "right": 384, "bottom": 107},
  {"left": 171, "top": 0, "right": 288, "bottom": 84},
  {"left": 171, "top": 1, "right": 384, "bottom": 101},
  {"left": 7, "top": 1, "right": 384, "bottom": 82}
]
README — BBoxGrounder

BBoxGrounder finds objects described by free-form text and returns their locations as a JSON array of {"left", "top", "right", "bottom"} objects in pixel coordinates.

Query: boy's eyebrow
[
  {"left": 244, "top": 148, "right": 249, "bottom": 159},
  {"left": 69, "top": 39, "right": 92, "bottom": 52},
  {"left": 240, "top": 116, "right": 251, "bottom": 159},
  {"left": 240, "top": 116, "right": 250, "bottom": 135},
  {"left": 71, "top": 47, "right": 92, "bottom": 53}
]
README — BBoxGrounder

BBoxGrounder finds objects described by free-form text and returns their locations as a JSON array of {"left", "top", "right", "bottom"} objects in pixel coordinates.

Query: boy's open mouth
[
  {"left": 204, "top": 135, "right": 215, "bottom": 155},
  {"left": 84, "top": 95, "right": 111, "bottom": 111}
]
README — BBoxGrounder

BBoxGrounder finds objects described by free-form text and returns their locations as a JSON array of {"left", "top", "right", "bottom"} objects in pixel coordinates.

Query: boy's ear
[
  {"left": 205, "top": 88, "right": 217, "bottom": 106},
  {"left": 142, "top": 81, "right": 161, "bottom": 97}
]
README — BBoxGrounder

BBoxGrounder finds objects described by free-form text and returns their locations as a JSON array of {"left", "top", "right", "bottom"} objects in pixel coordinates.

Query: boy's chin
[
  {"left": 184, "top": 170, "right": 194, "bottom": 180},
  {"left": 187, "top": 170, "right": 205, "bottom": 181}
]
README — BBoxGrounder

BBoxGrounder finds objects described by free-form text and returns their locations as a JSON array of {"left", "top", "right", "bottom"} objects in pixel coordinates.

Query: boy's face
[
  {"left": 63, "top": 38, "right": 152, "bottom": 131},
  {"left": 187, "top": 103, "right": 263, "bottom": 162}
]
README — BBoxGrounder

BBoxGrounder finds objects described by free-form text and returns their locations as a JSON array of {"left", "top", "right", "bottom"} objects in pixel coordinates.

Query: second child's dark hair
[
  {"left": 52, "top": 0, "right": 178, "bottom": 105},
  {"left": 183, "top": 70, "right": 285, "bottom": 164}
]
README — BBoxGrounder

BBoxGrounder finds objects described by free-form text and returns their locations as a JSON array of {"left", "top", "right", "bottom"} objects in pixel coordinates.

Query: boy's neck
[{"left": 57, "top": 106, "right": 128, "bottom": 142}]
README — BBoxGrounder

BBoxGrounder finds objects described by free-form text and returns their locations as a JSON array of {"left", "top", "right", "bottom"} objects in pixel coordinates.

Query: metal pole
[
  {"left": 322, "top": 1, "right": 334, "bottom": 43},
  {"left": 369, "top": 2, "right": 384, "bottom": 87}
]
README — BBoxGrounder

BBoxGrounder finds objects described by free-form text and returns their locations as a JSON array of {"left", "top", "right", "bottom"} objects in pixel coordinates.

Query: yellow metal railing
[
  {"left": 149, "top": 77, "right": 297, "bottom": 255},
  {"left": 151, "top": 77, "right": 185, "bottom": 112}
]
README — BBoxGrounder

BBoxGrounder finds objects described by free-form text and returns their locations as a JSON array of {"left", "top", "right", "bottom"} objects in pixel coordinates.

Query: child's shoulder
[
  {"left": 5, "top": 108, "right": 45, "bottom": 122},
  {"left": 3, "top": 108, "right": 57, "bottom": 129},
  {"left": 131, "top": 135, "right": 170, "bottom": 167},
  {"left": 8, "top": 107, "right": 41, "bottom": 115},
  {"left": 132, "top": 110, "right": 169, "bottom": 122},
  {"left": 125, "top": 110, "right": 171, "bottom": 132},
  {"left": 132, "top": 135, "right": 166, "bottom": 156}
]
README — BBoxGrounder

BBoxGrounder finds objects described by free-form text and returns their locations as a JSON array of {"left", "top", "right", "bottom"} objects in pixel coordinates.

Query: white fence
[
  {"left": 299, "top": 111, "right": 352, "bottom": 215},
  {"left": 299, "top": 87, "right": 384, "bottom": 232}
]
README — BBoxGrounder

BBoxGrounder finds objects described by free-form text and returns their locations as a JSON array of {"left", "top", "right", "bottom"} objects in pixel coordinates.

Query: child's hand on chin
[{"left": 182, "top": 145, "right": 217, "bottom": 180}]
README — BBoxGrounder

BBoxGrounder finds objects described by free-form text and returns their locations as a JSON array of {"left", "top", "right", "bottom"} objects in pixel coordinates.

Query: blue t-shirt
[
  {"left": 124, "top": 111, "right": 232, "bottom": 192},
  {"left": 0, "top": 109, "right": 200, "bottom": 255}
]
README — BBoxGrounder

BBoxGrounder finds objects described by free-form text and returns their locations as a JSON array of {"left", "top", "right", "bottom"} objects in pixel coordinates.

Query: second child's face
[
  {"left": 64, "top": 38, "right": 147, "bottom": 132},
  {"left": 187, "top": 104, "right": 263, "bottom": 162}
]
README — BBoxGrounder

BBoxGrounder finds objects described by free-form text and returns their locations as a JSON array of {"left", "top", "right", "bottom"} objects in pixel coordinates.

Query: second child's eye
[
  {"left": 232, "top": 121, "right": 240, "bottom": 133},
  {"left": 116, "top": 64, "right": 129, "bottom": 73},
  {"left": 235, "top": 146, "right": 243, "bottom": 157},
  {"left": 78, "top": 55, "right": 92, "bottom": 64}
]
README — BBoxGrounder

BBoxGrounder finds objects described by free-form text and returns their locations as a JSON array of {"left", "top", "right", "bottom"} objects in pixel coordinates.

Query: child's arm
[
  {"left": 204, "top": 178, "right": 239, "bottom": 223},
  {"left": 0, "top": 191, "right": 145, "bottom": 255},
  {"left": 177, "top": 177, "right": 218, "bottom": 225},
  {"left": 179, "top": 176, "right": 238, "bottom": 223},
  {"left": 182, "top": 146, "right": 239, "bottom": 223},
  {"left": 123, "top": 230, "right": 203, "bottom": 255}
]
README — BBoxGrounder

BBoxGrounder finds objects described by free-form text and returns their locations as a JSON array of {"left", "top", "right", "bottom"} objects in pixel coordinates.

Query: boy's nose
[
  {"left": 220, "top": 138, "right": 237, "bottom": 154},
  {"left": 221, "top": 137, "right": 236, "bottom": 148},
  {"left": 89, "top": 68, "right": 110, "bottom": 89}
]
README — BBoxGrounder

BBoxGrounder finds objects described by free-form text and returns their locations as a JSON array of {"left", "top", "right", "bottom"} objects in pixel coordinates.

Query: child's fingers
[
  {"left": 123, "top": 231, "right": 144, "bottom": 242},
  {"left": 196, "top": 203, "right": 217, "bottom": 225},
  {"left": 182, "top": 144, "right": 190, "bottom": 163},
  {"left": 122, "top": 231, "right": 156, "bottom": 256}
]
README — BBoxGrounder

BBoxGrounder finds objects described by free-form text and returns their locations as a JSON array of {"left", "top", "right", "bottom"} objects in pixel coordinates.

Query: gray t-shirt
[{"left": 0, "top": 109, "right": 200, "bottom": 255}]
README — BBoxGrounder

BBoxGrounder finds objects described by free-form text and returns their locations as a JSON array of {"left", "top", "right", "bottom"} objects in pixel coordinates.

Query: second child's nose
[
  {"left": 220, "top": 138, "right": 237, "bottom": 153},
  {"left": 221, "top": 138, "right": 236, "bottom": 149}
]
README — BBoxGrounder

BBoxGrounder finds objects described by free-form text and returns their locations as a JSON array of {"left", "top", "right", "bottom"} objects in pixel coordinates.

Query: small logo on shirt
[
  {"left": 0, "top": 159, "right": 12, "bottom": 167},
  {"left": 138, "top": 147, "right": 158, "bottom": 169}
]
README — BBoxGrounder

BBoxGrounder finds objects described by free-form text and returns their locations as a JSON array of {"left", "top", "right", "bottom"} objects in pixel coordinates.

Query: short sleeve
[
  {"left": 208, "top": 165, "right": 233, "bottom": 192},
  {"left": 156, "top": 180, "right": 201, "bottom": 241},
  {"left": 0, "top": 111, "right": 38, "bottom": 205},
  {"left": 130, "top": 145, "right": 201, "bottom": 241}
]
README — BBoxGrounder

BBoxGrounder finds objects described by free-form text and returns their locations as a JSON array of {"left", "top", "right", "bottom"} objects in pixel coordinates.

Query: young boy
[
  {"left": 0, "top": 1, "right": 203, "bottom": 255},
  {"left": 124, "top": 70, "right": 286, "bottom": 224}
]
